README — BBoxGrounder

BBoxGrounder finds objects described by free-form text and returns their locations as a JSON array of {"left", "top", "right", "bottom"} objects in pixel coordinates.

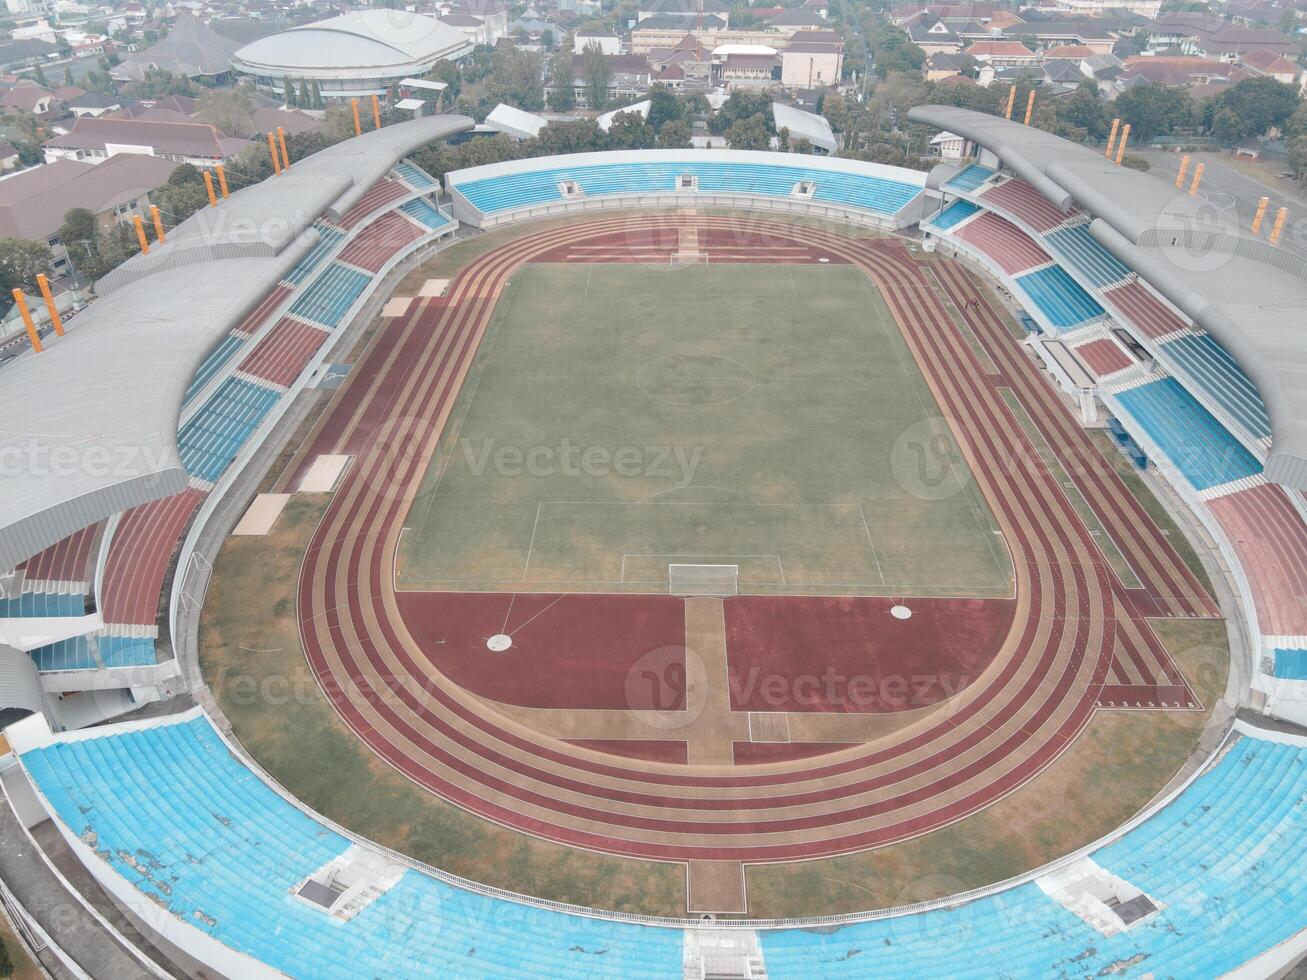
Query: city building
[{"left": 43, "top": 117, "right": 250, "bottom": 168}]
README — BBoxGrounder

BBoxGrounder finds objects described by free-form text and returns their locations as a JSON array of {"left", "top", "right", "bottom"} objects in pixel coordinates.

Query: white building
[{"left": 231, "top": 11, "right": 474, "bottom": 101}]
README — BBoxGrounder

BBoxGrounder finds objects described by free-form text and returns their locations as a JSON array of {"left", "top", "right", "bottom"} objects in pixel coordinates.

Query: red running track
[{"left": 296, "top": 214, "right": 1211, "bottom": 861}]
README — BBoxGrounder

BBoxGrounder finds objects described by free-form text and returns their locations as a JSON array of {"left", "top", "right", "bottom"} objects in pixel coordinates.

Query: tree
[
  {"left": 1205, "top": 76, "right": 1301, "bottom": 142},
  {"left": 724, "top": 114, "right": 771, "bottom": 150},
  {"left": 0, "top": 238, "right": 51, "bottom": 299},
  {"left": 298, "top": 79, "right": 311, "bottom": 108},
  {"left": 534, "top": 118, "right": 608, "bottom": 154},
  {"left": 283, "top": 76, "right": 296, "bottom": 107},
  {"left": 1287, "top": 101, "right": 1307, "bottom": 140},
  {"left": 647, "top": 83, "right": 684, "bottom": 132},
  {"left": 197, "top": 87, "right": 255, "bottom": 138},
  {"left": 547, "top": 40, "right": 575, "bottom": 111},
  {"left": 63, "top": 65, "right": 74, "bottom": 87},
  {"left": 309, "top": 79, "right": 324, "bottom": 110},
  {"left": 579, "top": 42, "right": 612, "bottom": 110},
  {"left": 1055, "top": 83, "right": 1110, "bottom": 141},
  {"left": 32, "top": 64, "right": 47, "bottom": 86},
  {"left": 820, "top": 91, "right": 849, "bottom": 132},
  {"left": 607, "top": 110, "right": 654, "bottom": 149},
  {"left": 1289, "top": 134, "right": 1307, "bottom": 184},
  {"left": 712, "top": 90, "right": 772, "bottom": 135},
  {"left": 1111, "top": 82, "right": 1192, "bottom": 143},
  {"left": 490, "top": 47, "right": 545, "bottom": 110},
  {"left": 655, "top": 119, "right": 692, "bottom": 149}
]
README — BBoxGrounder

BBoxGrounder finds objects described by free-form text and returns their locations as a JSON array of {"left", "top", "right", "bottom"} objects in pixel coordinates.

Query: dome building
[{"left": 230, "top": 10, "right": 473, "bottom": 101}]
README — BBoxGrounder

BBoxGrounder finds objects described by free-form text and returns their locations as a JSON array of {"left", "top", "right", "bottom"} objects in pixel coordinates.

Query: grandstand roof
[
  {"left": 231, "top": 11, "right": 473, "bottom": 79},
  {"left": 112, "top": 11, "right": 242, "bottom": 81},
  {"left": 0, "top": 114, "right": 474, "bottom": 573},
  {"left": 910, "top": 104, "right": 1307, "bottom": 489}
]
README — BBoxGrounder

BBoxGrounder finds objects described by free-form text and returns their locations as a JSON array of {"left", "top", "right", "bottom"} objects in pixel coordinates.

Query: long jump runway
[{"left": 296, "top": 214, "right": 1216, "bottom": 862}]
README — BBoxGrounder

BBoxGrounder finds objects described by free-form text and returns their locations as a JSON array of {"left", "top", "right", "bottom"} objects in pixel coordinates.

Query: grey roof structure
[
  {"left": 112, "top": 12, "right": 243, "bottom": 81},
  {"left": 0, "top": 114, "right": 474, "bottom": 572},
  {"left": 909, "top": 104, "right": 1307, "bottom": 489}
]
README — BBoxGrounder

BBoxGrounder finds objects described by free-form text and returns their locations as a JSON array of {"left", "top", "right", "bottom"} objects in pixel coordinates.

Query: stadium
[{"left": 0, "top": 107, "right": 1303, "bottom": 977}]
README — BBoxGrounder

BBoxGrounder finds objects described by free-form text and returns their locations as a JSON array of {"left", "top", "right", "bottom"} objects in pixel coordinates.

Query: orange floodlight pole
[
  {"left": 1114, "top": 123, "right": 1130, "bottom": 165},
  {"left": 216, "top": 164, "right": 230, "bottom": 198},
  {"left": 277, "top": 126, "right": 290, "bottom": 171},
  {"left": 1189, "top": 162, "right": 1204, "bottom": 196},
  {"left": 352, "top": 98, "right": 362, "bottom": 136},
  {"left": 1005, "top": 84, "right": 1016, "bottom": 119},
  {"left": 267, "top": 133, "right": 282, "bottom": 175},
  {"left": 1175, "top": 154, "right": 1190, "bottom": 188},
  {"left": 1023, "top": 89, "right": 1035, "bottom": 125},
  {"left": 371, "top": 94, "right": 382, "bottom": 129},
  {"left": 132, "top": 214, "right": 150, "bottom": 254},
  {"left": 12, "top": 288, "right": 40, "bottom": 353},
  {"left": 1269, "top": 207, "right": 1289, "bottom": 245},
  {"left": 1252, "top": 196, "right": 1270, "bottom": 234},
  {"left": 203, "top": 171, "right": 218, "bottom": 208},
  {"left": 149, "top": 204, "right": 165, "bottom": 243},
  {"left": 35, "top": 273, "right": 61, "bottom": 336},
  {"left": 1104, "top": 117, "right": 1120, "bottom": 159}
]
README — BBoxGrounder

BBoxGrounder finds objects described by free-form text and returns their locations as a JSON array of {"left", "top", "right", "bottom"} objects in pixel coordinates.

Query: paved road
[{"left": 1138, "top": 149, "right": 1307, "bottom": 261}]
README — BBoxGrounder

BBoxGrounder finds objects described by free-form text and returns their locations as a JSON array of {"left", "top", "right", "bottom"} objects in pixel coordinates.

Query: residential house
[
  {"left": 963, "top": 40, "right": 1040, "bottom": 68},
  {"left": 781, "top": 35, "right": 843, "bottom": 87},
  {"left": 0, "top": 153, "right": 175, "bottom": 280},
  {"left": 1238, "top": 47, "right": 1302, "bottom": 88},
  {"left": 65, "top": 92, "right": 123, "bottom": 117},
  {"left": 43, "top": 117, "right": 251, "bottom": 168},
  {"left": 549, "top": 53, "right": 654, "bottom": 107},
  {"left": 575, "top": 31, "right": 620, "bottom": 55},
  {"left": 720, "top": 52, "right": 780, "bottom": 84},
  {"left": 926, "top": 51, "right": 970, "bottom": 80},
  {"left": 907, "top": 18, "right": 963, "bottom": 56}
]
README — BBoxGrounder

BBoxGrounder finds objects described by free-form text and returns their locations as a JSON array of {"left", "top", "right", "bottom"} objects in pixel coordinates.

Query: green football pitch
[{"left": 396, "top": 262, "right": 1014, "bottom": 597}]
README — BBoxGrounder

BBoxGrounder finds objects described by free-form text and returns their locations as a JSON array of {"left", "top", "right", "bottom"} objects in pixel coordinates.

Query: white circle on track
[
  {"left": 487, "top": 634, "right": 513, "bottom": 652},
  {"left": 890, "top": 605, "right": 912, "bottom": 620}
]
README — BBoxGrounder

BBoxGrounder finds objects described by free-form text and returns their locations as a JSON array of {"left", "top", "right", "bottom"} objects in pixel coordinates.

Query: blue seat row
[
  {"left": 1160, "top": 333, "right": 1271, "bottom": 440},
  {"left": 395, "top": 161, "right": 437, "bottom": 189},
  {"left": 454, "top": 160, "right": 920, "bottom": 218},
  {"left": 1274, "top": 648, "right": 1307, "bottom": 680},
  {"left": 29, "top": 634, "right": 97, "bottom": 671},
  {"left": 925, "top": 199, "right": 980, "bottom": 230},
  {"left": 288, "top": 261, "right": 372, "bottom": 328},
  {"left": 177, "top": 378, "right": 282, "bottom": 484},
  {"left": 0, "top": 592, "right": 84, "bottom": 618},
  {"left": 942, "top": 163, "right": 995, "bottom": 192},
  {"left": 398, "top": 196, "right": 450, "bottom": 230},
  {"left": 284, "top": 223, "right": 346, "bottom": 287},
  {"left": 1013, "top": 264, "right": 1105, "bottom": 329},
  {"left": 183, "top": 333, "right": 245, "bottom": 406},
  {"left": 98, "top": 635, "right": 156, "bottom": 668},
  {"left": 1114, "top": 378, "right": 1263, "bottom": 490},
  {"left": 760, "top": 733, "right": 1307, "bottom": 977},
  {"left": 1044, "top": 223, "right": 1131, "bottom": 289},
  {"left": 20, "top": 715, "right": 685, "bottom": 979}
]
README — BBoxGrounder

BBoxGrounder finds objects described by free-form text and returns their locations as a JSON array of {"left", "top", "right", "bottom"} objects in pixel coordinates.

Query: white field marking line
[
  {"left": 503, "top": 591, "right": 572, "bottom": 639},
  {"left": 583, "top": 263, "right": 593, "bottom": 297},
  {"left": 521, "top": 501, "right": 543, "bottom": 580},
  {"left": 857, "top": 503, "right": 887, "bottom": 586},
  {"left": 499, "top": 590, "right": 518, "bottom": 635}
]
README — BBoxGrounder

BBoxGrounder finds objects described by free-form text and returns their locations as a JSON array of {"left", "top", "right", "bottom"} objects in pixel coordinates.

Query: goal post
[{"left": 669, "top": 563, "right": 739, "bottom": 596}]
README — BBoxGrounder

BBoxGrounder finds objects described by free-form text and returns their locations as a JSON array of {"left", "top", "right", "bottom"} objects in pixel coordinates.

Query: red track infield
[
  {"left": 723, "top": 596, "right": 1016, "bottom": 714},
  {"left": 295, "top": 213, "right": 1214, "bottom": 862}
]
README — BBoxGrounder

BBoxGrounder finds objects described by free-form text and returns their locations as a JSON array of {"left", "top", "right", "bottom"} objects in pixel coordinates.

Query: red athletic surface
[
  {"left": 723, "top": 596, "right": 1015, "bottom": 713},
  {"left": 566, "top": 739, "right": 689, "bottom": 764},
  {"left": 732, "top": 742, "right": 854, "bottom": 765},
  {"left": 238, "top": 317, "right": 327, "bottom": 388},
  {"left": 394, "top": 591, "right": 687, "bottom": 710},
  {"left": 1074, "top": 338, "right": 1132, "bottom": 379}
]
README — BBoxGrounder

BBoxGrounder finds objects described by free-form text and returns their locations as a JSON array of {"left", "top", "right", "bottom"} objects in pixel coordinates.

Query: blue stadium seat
[
  {"left": 942, "top": 164, "right": 995, "bottom": 192},
  {"left": 20, "top": 715, "right": 685, "bottom": 979},
  {"left": 1160, "top": 333, "right": 1271, "bottom": 440},
  {"left": 394, "top": 161, "right": 437, "bottom": 189},
  {"left": 1044, "top": 223, "right": 1131, "bottom": 289},
  {"left": 178, "top": 378, "right": 282, "bottom": 484},
  {"left": 288, "top": 262, "right": 372, "bottom": 328},
  {"left": 284, "top": 223, "right": 346, "bottom": 287},
  {"left": 1273, "top": 649, "right": 1307, "bottom": 680},
  {"left": 1114, "top": 378, "right": 1262, "bottom": 490},
  {"left": 184, "top": 334, "right": 245, "bottom": 406},
  {"left": 925, "top": 199, "right": 980, "bottom": 230},
  {"left": 28, "top": 635, "right": 97, "bottom": 671},
  {"left": 760, "top": 733, "right": 1307, "bottom": 977},
  {"left": 398, "top": 197, "right": 450, "bottom": 230},
  {"left": 1013, "top": 264, "right": 1105, "bottom": 329},
  {"left": 454, "top": 161, "right": 920, "bottom": 218},
  {"left": 0, "top": 592, "right": 85, "bottom": 618},
  {"left": 98, "top": 636, "right": 156, "bottom": 668}
]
